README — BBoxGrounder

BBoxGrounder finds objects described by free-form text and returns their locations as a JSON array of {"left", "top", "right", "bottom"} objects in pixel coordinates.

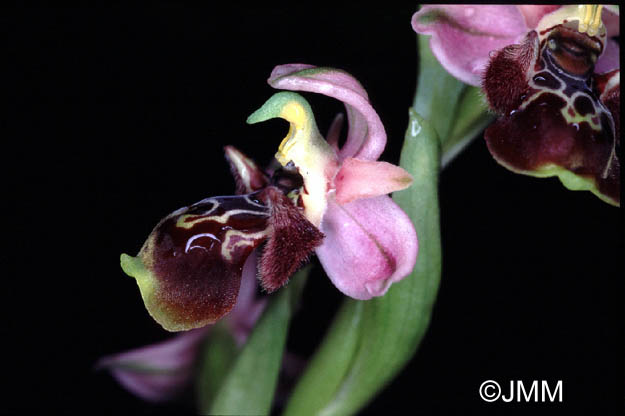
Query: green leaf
[
  {"left": 283, "top": 110, "right": 442, "bottom": 416},
  {"left": 413, "top": 33, "right": 465, "bottom": 143},
  {"left": 442, "top": 86, "right": 494, "bottom": 168},
  {"left": 207, "top": 266, "right": 310, "bottom": 415},
  {"left": 196, "top": 323, "right": 239, "bottom": 413}
]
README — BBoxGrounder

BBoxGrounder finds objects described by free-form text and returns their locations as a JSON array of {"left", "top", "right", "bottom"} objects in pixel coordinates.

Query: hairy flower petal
[
  {"left": 268, "top": 64, "right": 386, "bottom": 161},
  {"left": 258, "top": 187, "right": 324, "bottom": 292},
  {"left": 316, "top": 195, "right": 418, "bottom": 300},
  {"left": 334, "top": 158, "right": 413, "bottom": 205}
]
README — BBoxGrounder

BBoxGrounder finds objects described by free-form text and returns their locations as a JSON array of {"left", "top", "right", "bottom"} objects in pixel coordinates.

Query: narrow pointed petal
[
  {"left": 224, "top": 146, "right": 268, "bottom": 194},
  {"left": 97, "top": 328, "right": 209, "bottom": 402},
  {"left": 259, "top": 187, "right": 324, "bottom": 292},
  {"left": 121, "top": 193, "right": 271, "bottom": 331},
  {"left": 268, "top": 64, "right": 386, "bottom": 161},
  {"left": 334, "top": 158, "right": 413, "bottom": 205},
  {"left": 412, "top": 5, "right": 528, "bottom": 86},
  {"left": 316, "top": 196, "right": 418, "bottom": 300}
]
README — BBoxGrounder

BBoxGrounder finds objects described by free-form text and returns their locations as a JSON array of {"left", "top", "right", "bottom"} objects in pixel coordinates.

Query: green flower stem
[
  {"left": 413, "top": 34, "right": 465, "bottom": 143},
  {"left": 414, "top": 33, "right": 493, "bottom": 168},
  {"left": 282, "top": 300, "right": 363, "bottom": 415},
  {"left": 283, "top": 110, "right": 441, "bottom": 416},
  {"left": 206, "top": 266, "right": 310, "bottom": 415}
]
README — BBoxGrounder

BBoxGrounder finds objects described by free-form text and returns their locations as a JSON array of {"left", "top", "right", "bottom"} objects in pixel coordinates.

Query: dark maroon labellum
[
  {"left": 142, "top": 192, "right": 271, "bottom": 328},
  {"left": 133, "top": 151, "right": 326, "bottom": 330},
  {"left": 482, "top": 25, "right": 620, "bottom": 205}
]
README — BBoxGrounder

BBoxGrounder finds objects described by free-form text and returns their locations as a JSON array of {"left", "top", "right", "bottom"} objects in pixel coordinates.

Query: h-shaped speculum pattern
[{"left": 482, "top": 5, "right": 620, "bottom": 206}]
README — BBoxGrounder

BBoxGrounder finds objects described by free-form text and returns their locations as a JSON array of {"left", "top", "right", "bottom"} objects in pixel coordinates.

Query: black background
[{"left": 4, "top": 5, "right": 623, "bottom": 415}]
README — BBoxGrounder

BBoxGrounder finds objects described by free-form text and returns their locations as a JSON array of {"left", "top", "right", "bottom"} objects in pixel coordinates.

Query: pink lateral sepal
[{"left": 316, "top": 195, "right": 418, "bottom": 300}]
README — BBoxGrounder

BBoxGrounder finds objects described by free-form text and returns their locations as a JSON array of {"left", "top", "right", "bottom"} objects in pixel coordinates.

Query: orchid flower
[
  {"left": 412, "top": 5, "right": 620, "bottom": 206},
  {"left": 119, "top": 64, "right": 418, "bottom": 332}
]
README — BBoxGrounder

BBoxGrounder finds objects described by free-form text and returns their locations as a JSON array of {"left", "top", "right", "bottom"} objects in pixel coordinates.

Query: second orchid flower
[{"left": 413, "top": 5, "right": 620, "bottom": 206}]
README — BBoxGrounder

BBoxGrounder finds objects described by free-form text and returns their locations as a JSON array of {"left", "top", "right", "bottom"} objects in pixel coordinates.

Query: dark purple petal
[
  {"left": 602, "top": 6, "right": 620, "bottom": 37},
  {"left": 595, "top": 39, "right": 620, "bottom": 74}
]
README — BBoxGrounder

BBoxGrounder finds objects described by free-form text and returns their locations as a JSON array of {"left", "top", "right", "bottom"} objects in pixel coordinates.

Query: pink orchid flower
[
  {"left": 413, "top": 5, "right": 620, "bottom": 206},
  {"left": 119, "top": 65, "right": 418, "bottom": 332},
  {"left": 411, "top": 5, "right": 619, "bottom": 86}
]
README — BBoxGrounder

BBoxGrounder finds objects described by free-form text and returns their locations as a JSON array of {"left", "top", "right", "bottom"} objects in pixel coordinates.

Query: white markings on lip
[
  {"left": 185, "top": 232, "right": 220, "bottom": 253},
  {"left": 221, "top": 230, "right": 269, "bottom": 261}
]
